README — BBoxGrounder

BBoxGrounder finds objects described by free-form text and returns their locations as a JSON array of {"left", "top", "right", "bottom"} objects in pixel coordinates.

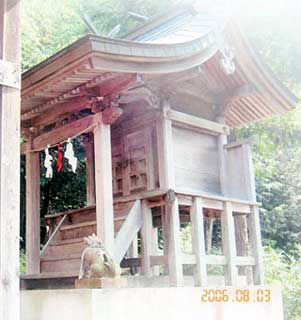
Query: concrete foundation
[{"left": 21, "top": 286, "right": 283, "bottom": 320}]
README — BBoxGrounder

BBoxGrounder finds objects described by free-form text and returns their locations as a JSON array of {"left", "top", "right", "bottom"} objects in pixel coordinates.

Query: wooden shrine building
[{"left": 20, "top": 5, "right": 298, "bottom": 289}]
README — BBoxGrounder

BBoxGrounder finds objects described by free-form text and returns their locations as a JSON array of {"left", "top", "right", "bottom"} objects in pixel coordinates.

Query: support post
[
  {"left": 93, "top": 116, "right": 114, "bottom": 254},
  {"left": 157, "top": 101, "right": 183, "bottom": 285},
  {"left": 156, "top": 103, "right": 175, "bottom": 189},
  {"left": 25, "top": 151, "right": 41, "bottom": 274},
  {"left": 167, "top": 196, "right": 183, "bottom": 286},
  {"left": 84, "top": 134, "right": 96, "bottom": 206},
  {"left": 221, "top": 201, "right": 237, "bottom": 285},
  {"left": 141, "top": 199, "right": 152, "bottom": 276},
  {"left": 190, "top": 197, "right": 207, "bottom": 286},
  {"left": 151, "top": 227, "right": 160, "bottom": 275},
  {"left": 248, "top": 205, "right": 264, "bottom": 284},
  {"left": 0, "top": 2, "right": 21, "bottom": 320}
]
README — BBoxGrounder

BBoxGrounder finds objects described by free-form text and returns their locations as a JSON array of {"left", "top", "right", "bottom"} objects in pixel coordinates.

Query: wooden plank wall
[
  {"left": 172, "top": 126, "right": 220, "bottom": 194},
  {"left": 0, "top": 1, "right": 21, "bottom": 320}
]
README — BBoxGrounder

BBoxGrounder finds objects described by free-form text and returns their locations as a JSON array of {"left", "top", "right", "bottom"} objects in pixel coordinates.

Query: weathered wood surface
[
  {"left": 94, "top": 118, "right": 114, "bottom": 253},
  {"left": 173, "top": 126, "right": 220, "bottom": 194},
  {"left": 0, "top": 1, "right": 21, "bottom": 320},
  {"left": 248, "top": 205, "right": 264, "bottom": 284},
  {"left": 156, "top": 103, "right": 175, "bottom": 189},
  {"left": 221, "top": 201, "right": 238, "bottom": 285},
  {"left": 190, "top": 197, "right": 207, "bottom": 286},
  {"left": 141, "top": 199, "right": 153, "bottom": 276},
  {"left": 167, "top": 197, "right": 184, "bottom": 286},
  {"left": 26, "top": 152, "right": 41, "bottom": 274}
]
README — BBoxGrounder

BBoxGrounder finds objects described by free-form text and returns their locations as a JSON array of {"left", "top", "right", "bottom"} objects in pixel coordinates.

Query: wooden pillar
[
  {"left": 156, "top": 103, "right": 175, "bottom": 189},
  {"left": 151, "top": 227, "right": 160, "bottom": 275},
  {"left": 221, "top": 201, "right": 237, "bottom": 285},
  {"left": 190, "top": 197, "right": 207, "bottom": 286},
  {"left": 156, "top": 101, "right": 183, "bottom": 286},
  {"left": 84, "top": 134, "right": 96, "bottom": 206},
  {"left": 248, "top": 205, "right": 264, "bottom": 284},
  {"left": 25, "top": 152, "right": 41, "bottom": 274},
  {"left": 93, "top": 116, "right": 114, "bottom": 254},
  {"left": 0, "top": 1, "right": 21, "bottom": 320},
  {"left": 167, "top": 196, "right": 183, "bottom": 286},
  {"left": 141, "top": 199, "right": 152, "bottom": 276}
]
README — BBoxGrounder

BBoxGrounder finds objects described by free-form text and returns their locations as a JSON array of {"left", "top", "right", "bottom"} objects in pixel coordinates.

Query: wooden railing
[{"left": 139, "top": 191, "right": 264, "bottom": 286}]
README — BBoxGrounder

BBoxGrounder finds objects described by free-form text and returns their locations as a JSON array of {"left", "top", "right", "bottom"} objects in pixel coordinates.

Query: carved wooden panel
[{"left": 111, "top": 127, "right": 156, "bottom": 196}]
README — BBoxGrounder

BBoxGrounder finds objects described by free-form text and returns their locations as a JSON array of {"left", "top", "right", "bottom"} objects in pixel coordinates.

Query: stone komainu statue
[{"left": 79, "top": 234, "right": 121, "bottom": 279}]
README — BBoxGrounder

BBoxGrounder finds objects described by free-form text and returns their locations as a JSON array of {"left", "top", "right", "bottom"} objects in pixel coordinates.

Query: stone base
[
  {"left": 75, "top": 277, "right": 128, "bottom": 289},
  {"left": 21, "top": 285, "right": 284, "bottom": 320}
]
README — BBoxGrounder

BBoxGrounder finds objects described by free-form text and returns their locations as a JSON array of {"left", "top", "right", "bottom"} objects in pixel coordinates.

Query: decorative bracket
[{"left": 0, "top": 59, "right": 20, "bottom": 89}]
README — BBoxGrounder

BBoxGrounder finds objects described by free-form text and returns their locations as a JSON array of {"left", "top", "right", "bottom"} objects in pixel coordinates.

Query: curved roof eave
[{"left": 22, "top": 32, "right": 219, "bottom": 92}]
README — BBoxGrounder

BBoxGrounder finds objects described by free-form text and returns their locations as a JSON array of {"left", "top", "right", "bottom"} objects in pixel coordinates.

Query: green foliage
[
  {"left": 20, "top": 250, "right": 26, "bottom": 274},
  {"left": 264, "top": 246, "right": 301, "bottom": 320}
]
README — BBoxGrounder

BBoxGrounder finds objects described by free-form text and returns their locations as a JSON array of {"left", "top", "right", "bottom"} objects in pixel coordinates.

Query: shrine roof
[{"left": 21, "top": 4, "right": 298, "bottom": 127}]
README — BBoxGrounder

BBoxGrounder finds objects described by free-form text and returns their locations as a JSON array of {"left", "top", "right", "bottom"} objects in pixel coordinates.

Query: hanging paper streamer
[
  {"left": 57, "top": 143, "right": 63, "bottom": 172},
  {"left": 44, "top": 145, "right": 53, "bottom": 178},
  {"left": 65, "top": 138, "right": 78, "bottom": 173}
]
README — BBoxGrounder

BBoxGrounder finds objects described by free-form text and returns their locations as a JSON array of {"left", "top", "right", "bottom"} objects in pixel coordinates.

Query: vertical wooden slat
[
  {"left": 190, "top": 197, "right": 207, "bottom": 286},
  {"left": 167, "top": 197, "right": 184, "bottom": 286},
  {"left": 221, "top": 201, "right": 237, "bottom": 285},
  {"left": 248, "top": 205, "right": 264, "bottom": 284},
  {"left": 25, "top": 151, "right": 40, "bottom": 274},
  {"left": 94, "top": 117, "right": 114, "bottom": 254},
  {"left": 0, "top": 1, "right": 21, "bottom": 320},
  {"left": 84, "top": 134, "right": 96, "bottom": 206},
  {"left": 141, "top": 199, "right": 152, "bottom": 276}
]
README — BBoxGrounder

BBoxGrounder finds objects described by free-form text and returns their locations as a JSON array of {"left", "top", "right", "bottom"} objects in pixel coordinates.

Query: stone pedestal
[{"left": 75, "top": 277, "right": 128, "bottom": 289}]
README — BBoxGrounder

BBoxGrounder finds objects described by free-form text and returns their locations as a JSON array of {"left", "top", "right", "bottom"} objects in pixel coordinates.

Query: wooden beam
[
  {"left": 190, "top": 197, "right": 207, "bottom": 286},
  {"left": 166, "top": 109, "right": 230, "bottom": 135},
  {"left": 221, "top": 201, "right": 238, "bottom": 285},
  {"left": 25, "top": 152, "right": 41, "bottom": 275},
  {"left": 31, "top": 96, "right": 93, "bottom": 127},
  {"left": 22, "top": 113, "right": 101, "bottom": 154},
  {"left": 94, "top": 116, "right": 114, "bottom": 253},
  {"left": 0, "top": 1, "right": 21, "bottom": 319}
]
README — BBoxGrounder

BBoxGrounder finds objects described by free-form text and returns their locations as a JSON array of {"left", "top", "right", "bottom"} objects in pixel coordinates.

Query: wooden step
[
  {"left": 60, "top": 221, "right": 96, "bottom": 240},
  {"left": 44, "top": 238, "right": 86, "bottom": 257},
  {"left": 41, "top": 253, "right": 81, "bottom": 274}
]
